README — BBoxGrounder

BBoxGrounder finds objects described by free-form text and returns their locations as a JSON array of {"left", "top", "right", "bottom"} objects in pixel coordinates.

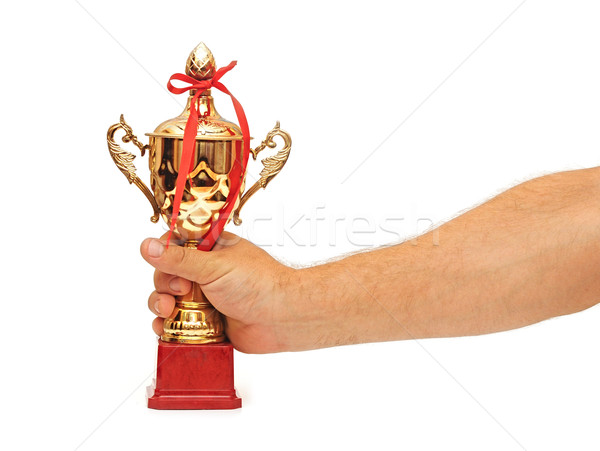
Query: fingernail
[
  {"left": 169, "top": 278, "right": 181, "bottom": 292},
  {"left": 154, "top": 301, "right": 161, "bottom": 315},
  {"left": 148, "top": 239, "right": 165, "bottom": 258}
]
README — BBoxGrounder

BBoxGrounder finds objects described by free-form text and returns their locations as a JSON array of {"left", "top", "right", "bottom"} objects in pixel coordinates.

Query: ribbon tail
[
  {"left": 166, "top": 94, "right": 200, "bottom": 247},
  {"left": 196, "top": 89, "right": 250, "bottom": 251},
  {"left": 196, "top": 139, "right": 245, "bottom": 251}
]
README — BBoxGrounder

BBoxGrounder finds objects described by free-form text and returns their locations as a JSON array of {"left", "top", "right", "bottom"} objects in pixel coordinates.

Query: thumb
[{"left": 140, "top": 238, "right": 233, "bottom": 284}]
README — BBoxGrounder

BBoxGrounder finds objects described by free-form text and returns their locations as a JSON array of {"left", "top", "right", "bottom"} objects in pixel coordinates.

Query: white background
[{"left": 1, "top": 1, "right": 599, "bottom": 450}]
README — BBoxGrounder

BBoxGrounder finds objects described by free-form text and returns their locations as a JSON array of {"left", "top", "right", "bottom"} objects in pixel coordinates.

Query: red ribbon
[{"left": 166, "top": 61, "right": 250, "bottom": 251}]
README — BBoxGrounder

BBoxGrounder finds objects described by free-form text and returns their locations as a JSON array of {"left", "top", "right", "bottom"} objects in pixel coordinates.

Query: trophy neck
[{"left": 184, "top": 89, "right": 219, "bottom": 118}]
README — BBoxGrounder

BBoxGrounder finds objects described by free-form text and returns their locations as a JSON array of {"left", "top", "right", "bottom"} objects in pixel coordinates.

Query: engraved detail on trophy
[
  {"left": 185, "top": 42, "right": 216, "bottom": 80},
  {"left": 233, "top": 121, "right": 292, "bottom": 225},
  {"left": 107, "top": 115, "right": 161, "bottom": 223},
  {"left": 146, "top": 94, "right": 242, "bottom": 139},
  {"left": 162, "top": 305, "right": 225, "bottom": 342},
  {"left": 197, "top": 120, "right": 229, "bottom": 134}
]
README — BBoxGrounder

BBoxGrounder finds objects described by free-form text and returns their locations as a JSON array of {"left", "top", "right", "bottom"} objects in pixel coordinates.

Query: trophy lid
[{"left": 146, "top": 42, "right": 243, "bottom": 141}]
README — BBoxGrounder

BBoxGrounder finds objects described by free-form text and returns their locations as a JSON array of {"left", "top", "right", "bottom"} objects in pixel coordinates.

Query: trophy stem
[{"left": 161, "top": 240, "right": 226, "bottom": 344}]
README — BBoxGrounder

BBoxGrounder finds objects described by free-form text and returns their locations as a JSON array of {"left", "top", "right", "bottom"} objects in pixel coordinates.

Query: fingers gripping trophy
[{"left": 106, "top": 42, "right": 292, "bottom": 409}]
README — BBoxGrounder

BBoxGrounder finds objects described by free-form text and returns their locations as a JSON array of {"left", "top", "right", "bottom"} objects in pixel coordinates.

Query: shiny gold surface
[
  {"left": 146, "top": 93, "right": 243, "bottom": 140},
  {"left": 233, "top": 122, "right": 292, "bottom": 225},
  {"left": 107, "top": 115, "right": 160, "bottom": 223},
  {"left": 185, "top": 42, "right": 216, "bottom": 81},
  {"left": 106, "top": 42, "right": 292, "bottom": 344}
]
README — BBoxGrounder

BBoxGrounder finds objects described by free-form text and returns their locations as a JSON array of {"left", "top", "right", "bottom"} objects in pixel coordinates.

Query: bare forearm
[{"left": 285, "top": 167, "right": 600, "bottom": 350}]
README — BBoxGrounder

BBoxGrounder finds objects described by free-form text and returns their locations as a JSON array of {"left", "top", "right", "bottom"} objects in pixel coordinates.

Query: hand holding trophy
[{"left": 106, "top": 42, "right": 292, "bottom": 409}]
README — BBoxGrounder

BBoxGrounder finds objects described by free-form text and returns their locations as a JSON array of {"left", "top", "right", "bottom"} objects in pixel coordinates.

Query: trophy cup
[{"left": 106, "top": 42, "right": 292, "bottom": 409}]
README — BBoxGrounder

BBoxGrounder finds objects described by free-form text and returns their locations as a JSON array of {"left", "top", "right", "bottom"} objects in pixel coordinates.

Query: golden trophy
[{"left": 106, "top": 42, "right": 291, "bottom": 409}]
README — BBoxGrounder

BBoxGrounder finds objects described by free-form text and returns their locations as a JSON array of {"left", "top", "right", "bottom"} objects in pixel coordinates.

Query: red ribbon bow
[{"left": 166, "top": 61, "right": 250, "bottom": 251}]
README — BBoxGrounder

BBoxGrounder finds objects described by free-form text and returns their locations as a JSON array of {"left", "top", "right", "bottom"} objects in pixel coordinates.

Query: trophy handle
[
  {"left": 107, "top": 115, "right": 160, "bottom": 223},
  {"left": 232, "top": 121, "right": 292, "bottom": 225}
]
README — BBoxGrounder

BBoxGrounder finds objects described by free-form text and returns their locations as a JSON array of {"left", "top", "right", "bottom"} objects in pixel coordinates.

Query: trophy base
[{"left": 147, "top": 339, "right": 242, "bottom": 410}]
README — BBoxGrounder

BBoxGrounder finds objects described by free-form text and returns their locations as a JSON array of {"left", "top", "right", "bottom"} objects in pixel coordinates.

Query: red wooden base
[{"left": 147, "top": 339, "right": 241, "bottom": 410}]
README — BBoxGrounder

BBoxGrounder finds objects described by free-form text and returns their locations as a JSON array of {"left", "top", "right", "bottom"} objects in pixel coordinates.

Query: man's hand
[{"left": 140, "top": 232, "right": 295, "bottom": 353}]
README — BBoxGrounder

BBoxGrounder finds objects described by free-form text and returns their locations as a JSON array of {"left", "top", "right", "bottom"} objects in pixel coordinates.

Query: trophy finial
[{"left": 185, "top": 42, "right": 216, "bottom": 80}]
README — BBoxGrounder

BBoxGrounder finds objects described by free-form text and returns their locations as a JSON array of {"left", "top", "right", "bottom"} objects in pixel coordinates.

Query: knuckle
[
  {"left": 147, "top": 291, "right": 158, "bottom": 308},
  {"left": 169, "top": 245, "right": 204, "bottom": 280},
  {"left": 153, "top": 271, "right": 170, "bottom": 291},
  {"left": 165, "top": 243, "right": 218, "bottom": 283},
  {"left": 171, "top": 245, "right": 189, "bottom": 268}
]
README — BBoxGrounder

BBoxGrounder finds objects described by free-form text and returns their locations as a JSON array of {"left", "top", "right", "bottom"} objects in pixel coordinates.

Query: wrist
[
  {"left": 271, "top": 262, "right": 356, "bottom": 351},
  {"left": 280, "top": 258, "right": 393, "bottom": 351}
]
